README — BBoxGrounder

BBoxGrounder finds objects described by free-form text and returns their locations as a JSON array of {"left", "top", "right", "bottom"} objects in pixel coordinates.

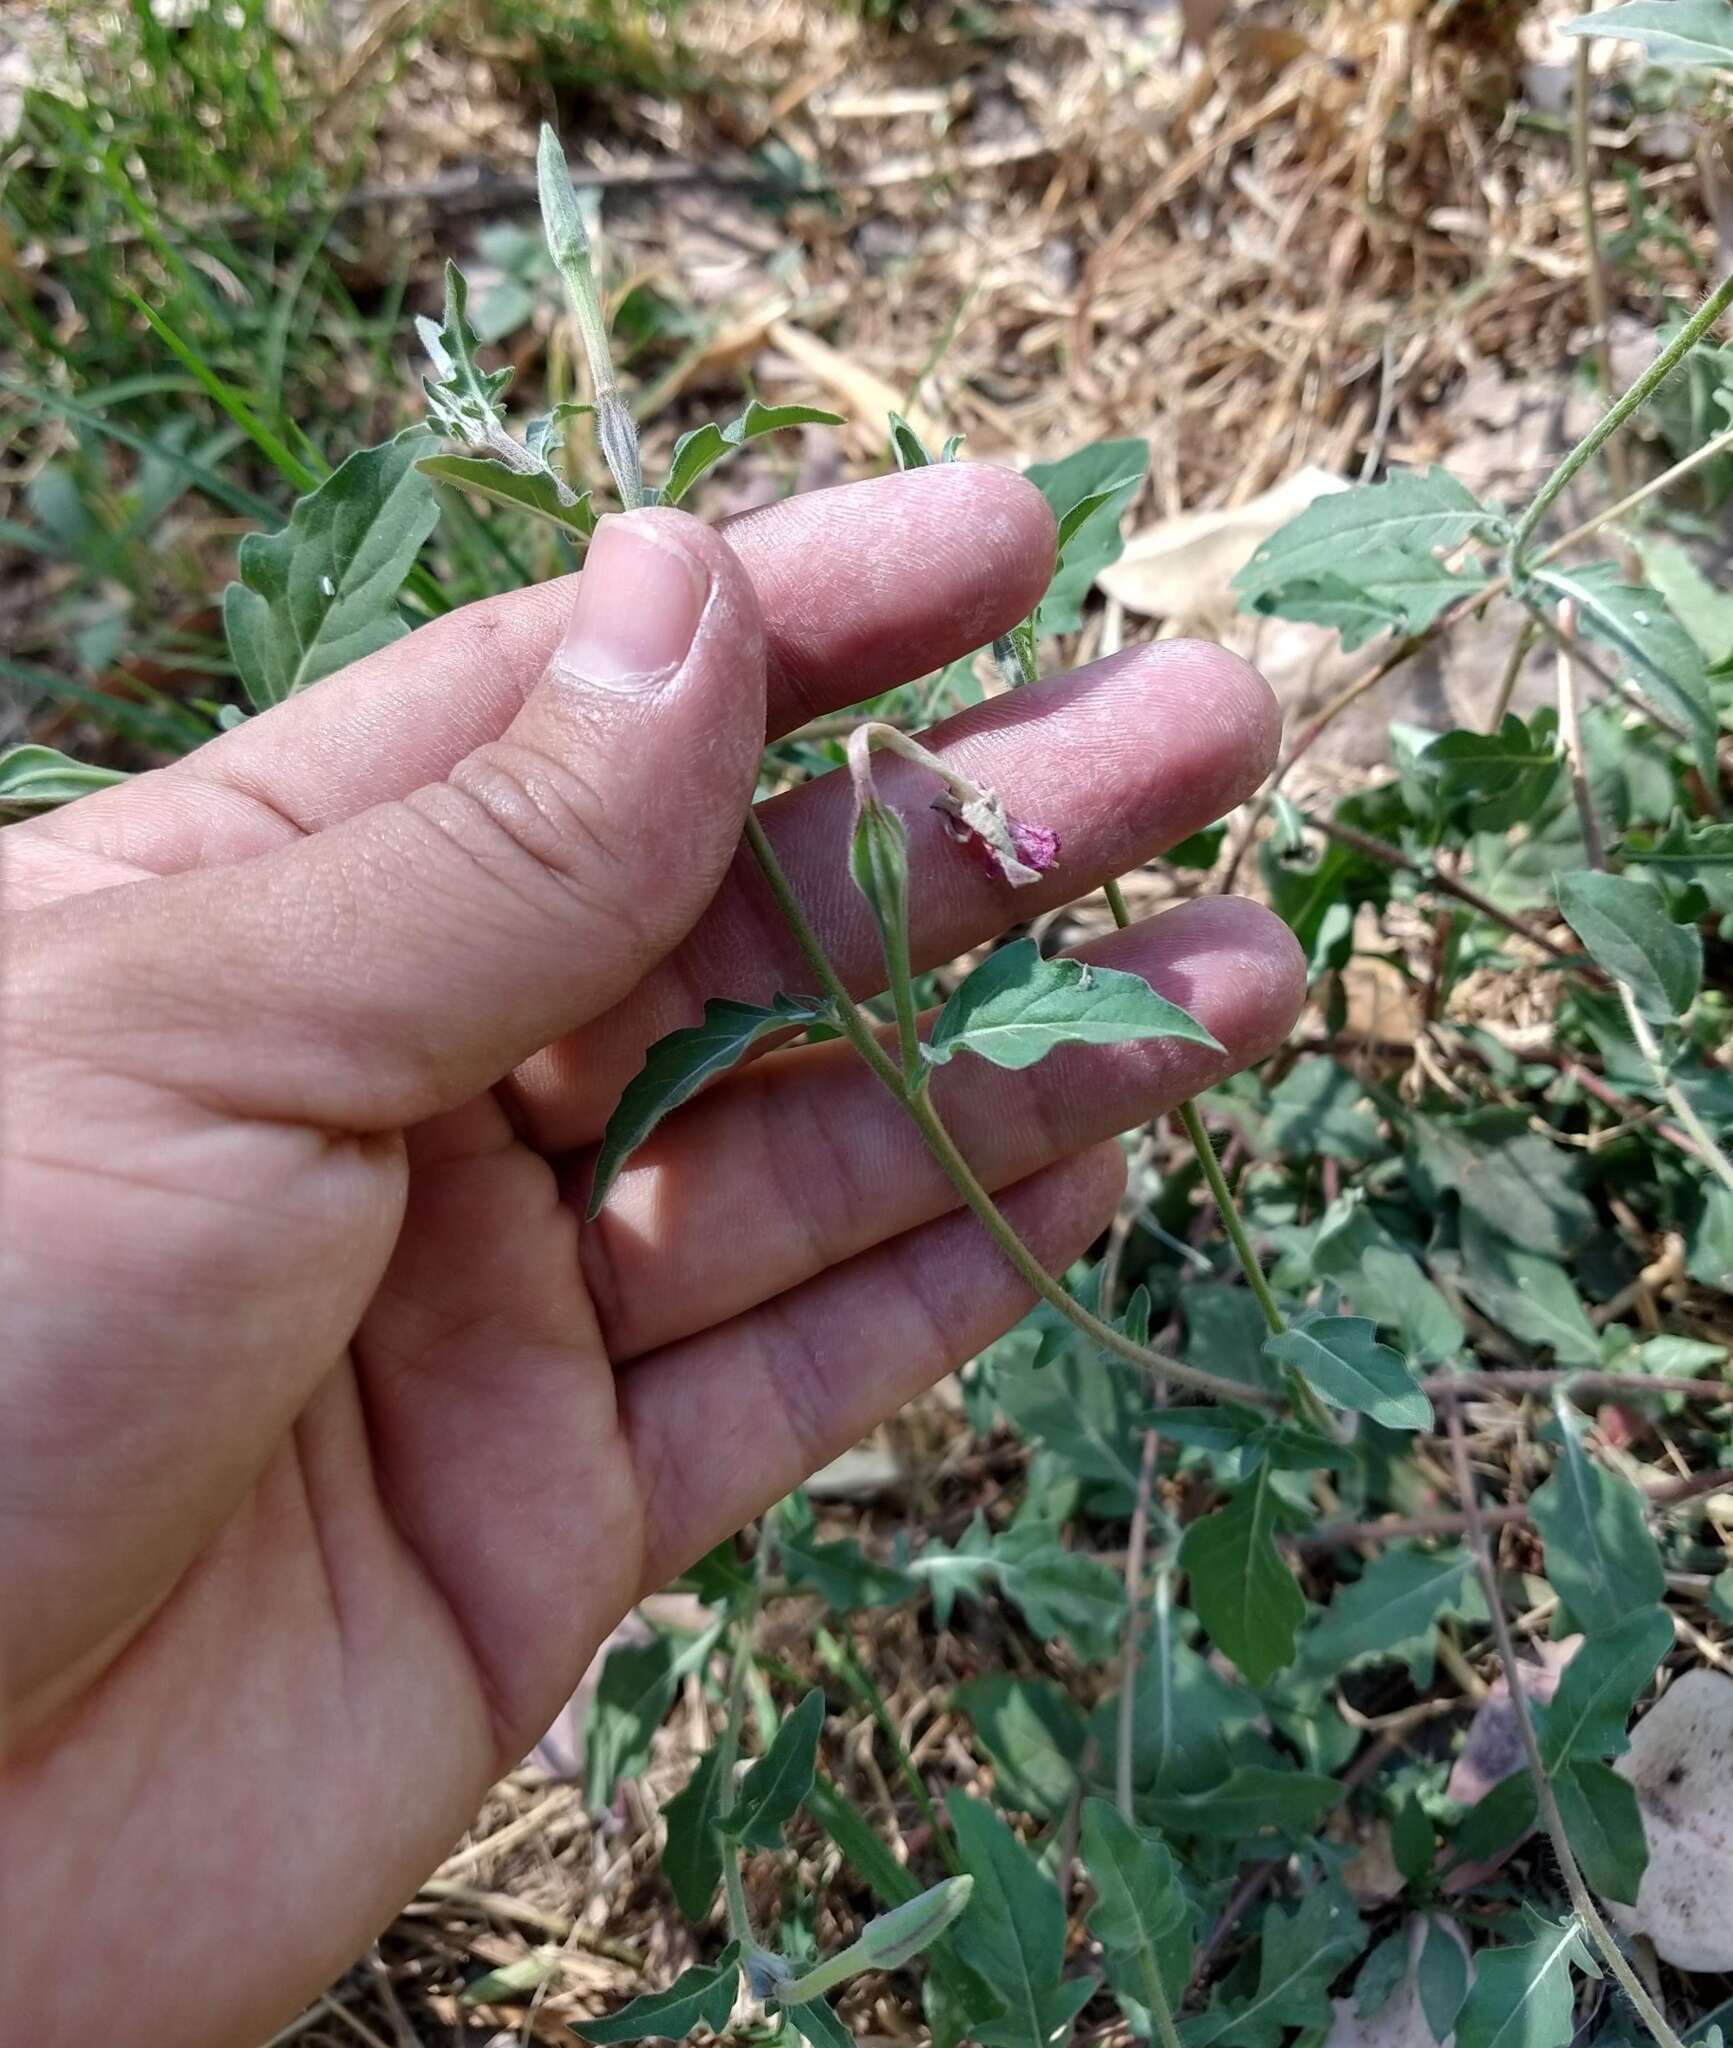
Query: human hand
[{"left": 1, "top": 463, "right": 1301, "bottom": 2046}]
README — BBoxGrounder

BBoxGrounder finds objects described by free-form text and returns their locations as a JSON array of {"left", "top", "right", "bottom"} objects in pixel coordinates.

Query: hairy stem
[
  {"left": 740, "top": 812, "right": 1282, "bottom": 1408},
  {"left": 715, "top": 1583, "right": 763, "bottom": 1953},
  {"left": 1442, "top": 1401, "right": 1687, "bottom": 2048},
  {"left": 1511, "top": 272, "right": 1733, "bottom": 572}
]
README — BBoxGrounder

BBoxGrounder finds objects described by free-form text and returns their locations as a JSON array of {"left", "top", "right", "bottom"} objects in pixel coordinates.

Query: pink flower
[{"left": 937, "top": 795, "right": 1061, "bottom": 887}]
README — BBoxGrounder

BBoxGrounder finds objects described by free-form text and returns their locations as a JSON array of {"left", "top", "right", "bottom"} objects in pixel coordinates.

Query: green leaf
[
  {"left": 659, "top": 402, "right": 843, "bottom": 507},
  {"left": 1392, "top": 1799, "right": 1436, "bottom": 1887},
  {"left": 662, "top": 1748, "right": 724, "bottom": 1919},
  {"left": 1264, "top": 1315, "right": 1433, "bottom": 1430},
  {"left": 418, "top": 261, "right": 515, "bottom": 440},
  {"left": 954, "top": 1675, "right": 1086, "bottom": 1819},
  {"left": 1143, "top": 1763, "right": 1341, "bottom": 1839},
  {"left": 578, "top": 1944, "right": 742, "bottom": 2043},
  {"left": 1355, "top": 1930, "right": 1411, "bottom": 2020},
  {"left": 1624, "top": 815, "right": 1733, "bottom": 916},
  {"left": 0, "top": 743, "right": 130, "bottom": 817},
  {"left": 1638, "top": 538, "right": 1733, "bottom": 665},
  {"left": 417, "top": 452, "right": 596, "bottom": 537},
  {"left": 1177, "top": 1466, "right": 1305, "bottom": 1686},
  {"left": 850, "top": 785, "right": 913, "bottom": 1070},
  {"left": 947, "top": 1792, "right": 1096, "bottom": 2048},
  {"left": 1557, "top": 868, "right": 1702, "bottom": 1023},
  {"left": 1182, "top": 1880, "right": 1365, "bottom": 2048},
  {"left": 1537, "top": 1605, "right": 1674, "bottom": 1764},
  {"left": 1080, "top": 1797, "right": 1188, "bottom": 1957},
  {"left": 1302, "top": 1545, "right": 1480, "bottom": 1682},
  {"left": 1532, "top": 562, "right": 1721, "bottom": 791},
  {"left": 888, "top": 412, "right": 934, "bottom": 469},
  {"left": 785, "top": 1999, "right": 853, "bottom": 2048},
  {"left": 1098, "top": 1596, "right": 1257, "bottom": 1797},
  {"left": 925, "top": 939, "right": 1219, "bottom": 1074},
  {"left": 1454, "top": 1921, "right": 1586, "bottom": 2048},
  {"left": 1313, "top": 1201, "right": 1464, "bottom": 1363},
  {"left": 1563, "top": 0, "right": 1733, "bottom": 67},
  {"left": 588, "top": 995, "right": 830, "bottom": 1216},
  {"left": 1023, "top": 438, "right": 1150, "bottom": 633},
  {"left": 1417, "top": 1919, "right": 1471, "bottom": 2041},
  {"left": 1530, "top": 1411, "right": 1664, "bottom": 1633},
  {"left": 990, "top": 1524, "right": 1126, "bottom": 1662},
  {"left": 1412, "top": 714, "right": 1562, "bottom": 832},
  {"left": 223, "top": 426, "right": 440, "bottom": 711},
  {"left": 723, "top": 1688, "right": 825, "bottom": 1846},
  {"left": 1457, "top": 1212, "right": 1601, "bottom": 1364},
  {"left": 1233, "top": 468, "right": 1501, "bottom": 648},
  {"left": 1553, "top": 1757, "right": 1649, "bottom": 1904},
  {"left": 782, "top": 1528, "right": 918, "bottom": 1611},
  {"left": 586, "top": 1637, "right": 680, "bottom": 1806}
]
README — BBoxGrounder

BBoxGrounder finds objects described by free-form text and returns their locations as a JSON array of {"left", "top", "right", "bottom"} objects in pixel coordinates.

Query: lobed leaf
[
  {"left": 1177, "top": 1463, "right": 1305, "bottom": 1686},
  {"left": 722, "top": 1687, "right": 825, "bottom": 1847},
  {"left": 223, "top": 426, "right": 440, "bottom": 710},
  {"left": 1079, "top": 1797, "right": 1188, "bottom": 1956},
  {"left": 417, "top": 452, "right": 596, "bottom": 537},
  {"left": 1264, "top": 1315, "right": 1433, "bottom": 1430},
  {"left": 924, "top": 938, "right": 1219, "bottom": 1074},
  {"left": 1557, "top": 867, "right": 1703, "bottom": 1023},
  {"left": 1537, "top": 1604, "right": 1674, "bottom": 1765},
  {"left": 947, "top": 1792, "right": 1096, "bottom": 2048},
  {"left": 588, "top": 995, "right": 831, "bottom": 1216},
  {"left": 658, "top": 402, "right": 843, "bottom": 507},
  {"left": 1023, "top": 438, "right": 1150, "bottom": 633},
  {"left": 1530, "top": 1409, "right": 1665, "bottom": 1633},
  {"left": 577, "top": 1944, "right": 742, "bottom": 2043},
  {"left": 1453, "top": 1921, "right": 1587, "bottom": 2048}
]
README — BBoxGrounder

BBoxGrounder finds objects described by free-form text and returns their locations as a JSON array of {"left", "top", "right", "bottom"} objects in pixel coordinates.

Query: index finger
[{"left": 19, "top": 463, "right": 1056, "bottom": 880}]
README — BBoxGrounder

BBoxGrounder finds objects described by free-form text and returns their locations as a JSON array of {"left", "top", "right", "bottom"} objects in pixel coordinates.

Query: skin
[{"left": 0, "top": 463, "right": 1303, "bottom": 2046}]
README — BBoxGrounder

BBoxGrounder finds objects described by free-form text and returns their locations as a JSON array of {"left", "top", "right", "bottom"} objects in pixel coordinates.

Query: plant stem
[
  {"left": 1555, "top": 601, "right": 1608, "bottom": 870},
  {"left": 1571, "top": 40, "right": 1628, "bottom": 496},
  {"left": 1099, "top": 876, "right": 1292, "bottom": 1349},
  {"left": 740, "top": 812, "right": 1283, "bottom": 1409},
  {"left": 1117, "top": 1432, "right": 1160, "bottom": 1818},
  {"left": 1441, "top": 1400, "right": 1688, "bottom": 2048},
  {"left": 816, "top": 1629, "right": 962, "bottom": 1876},
  {"left": 1177, "top": 1099, "right": 1283, "bottom": 1335},
  {"left": 1511, "top": 271, "right": 1733, "bottom": 572},
  {"left": 1486, "top": 620, "right": 1538, "bottom": 732},
  {"left": 715, "top": 1593, "right": 761, "bottom": 1951}
]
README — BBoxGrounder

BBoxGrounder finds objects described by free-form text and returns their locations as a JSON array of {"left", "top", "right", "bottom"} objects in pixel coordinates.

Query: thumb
[{"left": 25, "top": 509, "right": 768, "bottom": 1131}]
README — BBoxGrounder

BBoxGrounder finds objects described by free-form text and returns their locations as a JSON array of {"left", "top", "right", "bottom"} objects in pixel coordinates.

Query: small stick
[{"left": 1442, "top": 1399, "right": 1688, "bottom": 2048}]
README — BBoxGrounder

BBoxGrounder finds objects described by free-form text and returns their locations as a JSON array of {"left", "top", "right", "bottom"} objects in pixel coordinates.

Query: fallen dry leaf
[
  {"left": 1096, "top": 465, "right": 1348, "bottom": 626},
  {"left": 1611, "top": 1667, "right": 1733, "bottom": 1970}
]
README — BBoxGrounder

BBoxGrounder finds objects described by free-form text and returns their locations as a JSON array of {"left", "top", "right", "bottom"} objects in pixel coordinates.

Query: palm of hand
[{"left": 0, "top": 468, "right": 1299, "bottom": 2048}]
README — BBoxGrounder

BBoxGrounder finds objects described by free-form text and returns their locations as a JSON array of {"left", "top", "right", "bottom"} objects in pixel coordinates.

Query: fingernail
[{"left": 555, "top": 514, "right": 710, "bottom": 689}]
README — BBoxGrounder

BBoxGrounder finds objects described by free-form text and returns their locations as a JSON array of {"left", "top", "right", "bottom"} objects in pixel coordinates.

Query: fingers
[
  {"left": 20, "top": 511, "right": 769, "bottom": 1132},
  {"left": 582, "top": 897, "right": 1304, "bottom": 1361},
  {"left": 619, "top": 1143, "right": 1127, "bottom": 1595},
  {"left": 514, "top": 634, "right": 1282, "bottom": 1148},
  {"left": 17, "top": 464, "right": 1055, "bottom": 882}
]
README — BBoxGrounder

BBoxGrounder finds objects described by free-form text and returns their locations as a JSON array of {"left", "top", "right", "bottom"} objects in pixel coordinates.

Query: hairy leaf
[
  {"left": 947, "top": 1792, "right": 1096, "bottom": 2048},
  {"left": 0, "top": 743, "right": 130, "bottom": 817},
  {"left": 1453, "top": 1922, "right": 1587, "bottom": 2048},
  {"left": 1538, "top": 1605, "right": 1674, "bottom": 1765},
  {"left": 1554, "top": 1757, "right": 1649, "bottom": 1904},
  {"left": 223, "top": 426, "right": 439, "bottom": 710},
  {"left": 1557, "top": 868, "right": 1703, "bottom": 1022},
  {"left": 1533, "top": 562, "right": 1721, "bottom": 791},
  {"left": 1563, "top": 0, "right": 1733, "bottom": 66},
  {"left": 658, "top": 402, "right": 843, "bottom": 506},
  {"left": 1530, "top": 1412, "right": 1664, "bottom": 1633},
  {"left": 1080, "top": 1798, "right": 1188, "bottom": 1976},
  {"left": 723, "top": 1688, "right": 825, "bottom": 1846},
  {"left": 1024, "top": 438, "right": 1149, "bottom": 633},
  {"left": 589, "top": 995, "right": 830, "bottom": 1215},
  {"left": 1178, "top": 1466, "right": 1305, "bottom": 1686},
  {"left": 925, "top": 938, "right": 1219, "bottom": 1073},
  {"left": 417, "top": 452, "right": 595, "bottom": 536},
  {"left": 1184, "top": 1880, "right": 1365, "bottom": 2047},
  {"left": 1302, "top": 1545, "right": 1480, "bottom": 1683},
  {"left": 578, "top": 1945, "right": 741, "bottom": 2043},
  {"left": 1265, "top": 1315, "right": 1433, "bottom": 1430}
]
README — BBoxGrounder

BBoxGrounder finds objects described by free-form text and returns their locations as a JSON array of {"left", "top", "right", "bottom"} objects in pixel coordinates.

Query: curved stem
[
  {"left": 1511, "top": 272, "right": 1733, "bottom": 573},
  {"left": 1176, "top": 1099, "right": 1282, "bottom": 1336},
  {"left": 1442, "top": 1402, "right": 1687, "bottom": 2048},
  {"left": 741, "top": 813, "right": 1282, "bottom": 1409}
]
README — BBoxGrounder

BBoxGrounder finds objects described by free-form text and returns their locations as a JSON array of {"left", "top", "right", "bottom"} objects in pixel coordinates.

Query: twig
[
  {"left": 1442, "top": 1400, "right": 1688, "bottom": 2048},
  {"left": 1306, "top": 814, "right": 1590, "bottom": 968},
  {"left": 1295, "top": 1463, "right": 1733, "bottom": 1555},
  {"left": 411, "top": 1881, "right": 644, "bottom": 1966},
  {"left": 1487, "top": 620, "right": 1539, "bottom": 732}
]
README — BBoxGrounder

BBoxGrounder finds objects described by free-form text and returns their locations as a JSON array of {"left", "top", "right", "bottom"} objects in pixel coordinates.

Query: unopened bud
[{"left": 536, "top": 123, "right": 591, "bottom": 275}]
